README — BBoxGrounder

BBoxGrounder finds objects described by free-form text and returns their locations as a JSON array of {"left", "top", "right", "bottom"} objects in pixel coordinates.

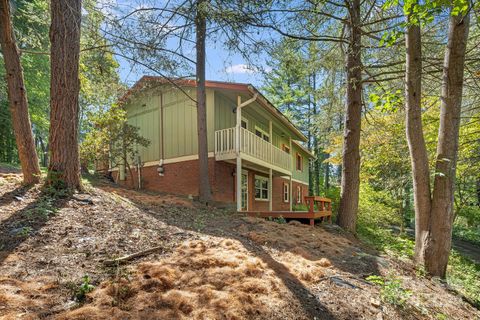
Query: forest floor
[{"left": 1, "top": 173, "right": 479, "bottom": 320}]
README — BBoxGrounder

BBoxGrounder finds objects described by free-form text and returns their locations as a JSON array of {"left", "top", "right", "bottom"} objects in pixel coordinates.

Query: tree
[
  {"left": 80, "top": 104, "right": 150, "bottom": 188},
  {"left": 401, "top": 1, "right": 471, "bottom": 277},
  {"left": 48, "top": 0, "right": 82, "bottom": 189},
  {"left": 0, "top": 0, "right": 41, "bottom": 184},
  {"left": 195, "top": 0, "right": 212, "bottom": 204},
  {"left": 425, "top": 8, "right": 470, "bottom": 277},
  {"left": 337, "top": 0, "right": 362, "bottom": 233},
  {"left": 404, "top": 0, "right": 431, "bottom": 264}
]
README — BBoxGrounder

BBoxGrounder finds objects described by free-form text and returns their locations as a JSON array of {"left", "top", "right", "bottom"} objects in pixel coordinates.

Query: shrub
[
  {"left": 74, "top": 275, "right": 95, "bottom": 302},
  {"left": 366, "top": 275, "right": 412, "bottom": 307}
]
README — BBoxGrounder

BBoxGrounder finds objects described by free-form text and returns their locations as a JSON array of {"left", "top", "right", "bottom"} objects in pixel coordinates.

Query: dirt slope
[{"left": 0, "top": 175, "right": 478, "bottom": 320}]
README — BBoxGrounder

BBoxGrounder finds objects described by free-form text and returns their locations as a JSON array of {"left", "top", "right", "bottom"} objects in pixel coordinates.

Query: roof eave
[{"left": 246, "top": 86, "right": 307, "bottom": 142}]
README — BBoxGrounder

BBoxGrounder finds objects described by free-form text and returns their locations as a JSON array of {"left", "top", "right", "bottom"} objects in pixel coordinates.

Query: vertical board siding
[
  {"left": 292, "top": 143, "right": 310, "bottom": 183},
  {"left": 163, "top": 88, "right": 198, "bottom": 158},
  {"left": 126, "top": 94, "right": 160, "bottom": 163},
  {"left": 214, "top": 91, "right": 236, "bottom": 130}
]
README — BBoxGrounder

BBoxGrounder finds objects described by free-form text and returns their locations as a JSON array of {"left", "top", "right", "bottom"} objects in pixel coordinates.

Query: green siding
[
  {"left": 126, "top": 94, "right": 160, "bottom": 162},
  {"left": 124, "top": 85, "right": 310, "bottom": 187},
  {"left": 292, "top": 143, "right": 310, "bottom": 183},
  {"left": 214, "top": 91, "right": 236, "bottom": 130},
  {"left": 162, "top": 88, "right": 198, "bottom": 158},
  {"left": 126, "top": 86, "right": 216, "bottom": 161}
]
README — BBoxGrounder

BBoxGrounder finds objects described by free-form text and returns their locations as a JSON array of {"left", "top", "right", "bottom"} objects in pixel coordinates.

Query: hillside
[{"left": 0, "top": 174, "right": 478, "bottom": 320}]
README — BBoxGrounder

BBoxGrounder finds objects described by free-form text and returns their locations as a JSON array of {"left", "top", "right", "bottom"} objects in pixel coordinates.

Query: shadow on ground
[
  {"left": 94, "top": 181, "right": 382, "bottom": 319},
  {"left": 0, "top": 186, "right": 69, "bottom": 265}
]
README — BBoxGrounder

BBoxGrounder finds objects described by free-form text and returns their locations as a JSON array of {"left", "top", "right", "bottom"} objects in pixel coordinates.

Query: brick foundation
[{"left": 111, "top": 158, "right": 309, "bottom": 210}]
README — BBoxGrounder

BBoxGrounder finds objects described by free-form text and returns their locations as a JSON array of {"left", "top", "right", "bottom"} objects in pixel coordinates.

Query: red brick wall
[
  {"left": 112, "top": 158, "right": 235, "bottom": 203},
  {"left": 246, "top": 170, "right": 309, "bottom": 212},
  {"left": 111, "top": 159, "right": 309, "bottom": 210}
]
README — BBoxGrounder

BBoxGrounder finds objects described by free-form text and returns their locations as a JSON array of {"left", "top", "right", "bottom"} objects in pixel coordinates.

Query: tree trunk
[
  {"left": 324, "top": 158, "right": 330, "bottom": 191},
  {"left": 337, "top": 0, "right": 362, "bottom": 233},
  {"left": 0, "top": 0, "right": 41, "bottom": 184},
  {"left": 47, "top": 0, "right": 82, "bottom": 190},
  {"left": 195, "top": 0, "right": 212, "bottom": 204},
  {"left": 38, "top": 136, "right": 48, "bottom": 167},
  {"left": 404, "top": 8, "right": 431, "bottom": 265},
  {"left": 308, "top": 75, "right": 314, "bottom": 196},
  {"left": 425, "top": 11, "right": 470, "bottom": 278}
]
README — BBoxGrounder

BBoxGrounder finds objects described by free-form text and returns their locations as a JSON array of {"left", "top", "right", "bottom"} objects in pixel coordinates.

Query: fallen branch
[{"left": 103, "top": 245, "right": 164, "bottom": 266}]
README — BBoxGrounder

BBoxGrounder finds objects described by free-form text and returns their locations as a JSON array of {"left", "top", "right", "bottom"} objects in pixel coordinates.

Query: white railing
[
  {"left": 214, "top": 127, "right": 235, "bottom": 157},
  {"left": 215, "top": 127, "right": 292, "bottom": 172}
]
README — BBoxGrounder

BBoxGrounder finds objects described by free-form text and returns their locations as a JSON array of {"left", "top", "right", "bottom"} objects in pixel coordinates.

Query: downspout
[
  {"left": 235, "top": 93, "right": 258, "bottom": 212},
  {"left": 158, "top": 93, "right": 165, "bottom": 176},
  {"left": 137, "top": 155, "right": 141, "bottom": 189}
]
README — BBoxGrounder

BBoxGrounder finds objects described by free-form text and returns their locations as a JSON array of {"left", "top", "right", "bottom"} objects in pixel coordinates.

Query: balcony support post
[
  {"left": 289, "top": 137, "right": 293, "bottom": 211},
  {"left": 236, "top": 95, "right": 242, "bottom": 211},
  {"left": 289, "top": 175, "right": 293, "bottom": 211},
  {"left": 236, "top": 156, "right": 242, "bottom": 211},
  {"left": 236, "top": 95, "right": 242, "bottom": 155},
  {"left": 269, "top": 168, "right": 273, "bottom": 211},
  {"left": 268, "top": 120, "right": 272, "bottom": 162}
]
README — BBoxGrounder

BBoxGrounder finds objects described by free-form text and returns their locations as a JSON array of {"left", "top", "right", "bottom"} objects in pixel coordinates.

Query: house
[{"left": 111, "top": 76, "right": 314, "bottom": 212}]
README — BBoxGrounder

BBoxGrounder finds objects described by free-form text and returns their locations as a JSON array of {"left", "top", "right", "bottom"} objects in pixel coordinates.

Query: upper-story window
[
  {"left": 255, "top": 126, "right": 270, "bottom": 142},
  {"left": 282, "top": 144, "right": 290, "bottom": 154},
  {"left": 296, "top": 153, "right": 303, "bottom": 171},
  {"left": 241, "top": 117, "right": 248, "bottom": 129}
]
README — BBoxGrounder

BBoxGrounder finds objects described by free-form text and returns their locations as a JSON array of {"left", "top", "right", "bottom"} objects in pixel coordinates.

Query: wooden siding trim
[{"left": 109, "top": 152, "right": 215, "bottom": 171}]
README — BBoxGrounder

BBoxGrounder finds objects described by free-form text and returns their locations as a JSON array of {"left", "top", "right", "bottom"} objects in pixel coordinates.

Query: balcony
[{"left": 214, "top": 127, "right": 292, "bottom": 174}]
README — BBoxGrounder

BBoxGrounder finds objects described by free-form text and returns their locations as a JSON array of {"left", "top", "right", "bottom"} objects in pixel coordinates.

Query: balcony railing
[{"left": 214, "top": 127, "right": 292, "bottom": 173}]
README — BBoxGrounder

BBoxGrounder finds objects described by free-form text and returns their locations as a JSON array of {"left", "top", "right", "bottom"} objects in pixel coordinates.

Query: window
[
  {"left": 296, "top": 186, "right": 302, "bottom": 204},
  {"left": 283, "top": 183, "right": 289, "bottom": 203},
  {"left": 282, "top": 144, "right": 290, "bottom": 154},
  {"left": 241, "top": 117, "right": 248, "bottom": 129},
  {"left": 255, "top": 126, "right": 270, "bottom": 142},
  {"left": 254, "top": 175, "right": 269, "bottom": 200},
  {"left": 296, "top": 153, "right": 303, "bottom": 171}
]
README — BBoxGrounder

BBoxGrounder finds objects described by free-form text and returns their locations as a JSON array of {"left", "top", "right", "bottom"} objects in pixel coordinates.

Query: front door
[{"left": 241, "top": 172, "right": 248, "bottom": 211}]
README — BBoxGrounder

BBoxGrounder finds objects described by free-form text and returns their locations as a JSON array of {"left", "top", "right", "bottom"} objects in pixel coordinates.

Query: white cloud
[{"left": 225, "top": 64, "right": 257, "bottom": 74}]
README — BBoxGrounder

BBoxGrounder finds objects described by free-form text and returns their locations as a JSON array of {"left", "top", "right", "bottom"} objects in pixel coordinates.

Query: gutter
[{"left": 246, "top": 85, "right": 308, "bottom": 142}]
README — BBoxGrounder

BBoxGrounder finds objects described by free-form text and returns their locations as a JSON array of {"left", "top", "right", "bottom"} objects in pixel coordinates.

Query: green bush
[
  {"left": 366, "top": 275, "right": 412, "bottom": 307},
  {"left": 358, "top": 183, "right": 402, "bottom": 228},
  {"left": 74, "top": 275, "right": 95, "bottom": 302},
  {"left": 453, "top": 223, "right": 480, "bottom": 246},
  {"left": 457, "top": 206, "right": 480, "bottom": 228},
  {"left": 293, "top": 204, "right": 309, "bottom": 211}
]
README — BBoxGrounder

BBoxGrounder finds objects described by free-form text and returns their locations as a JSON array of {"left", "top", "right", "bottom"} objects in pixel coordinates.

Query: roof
[
  {"left": 292, "top": 140, "right": 315, "bottom": 159},
  {"left": 119, "top": 76, "right": 307, "bottom": 142}
]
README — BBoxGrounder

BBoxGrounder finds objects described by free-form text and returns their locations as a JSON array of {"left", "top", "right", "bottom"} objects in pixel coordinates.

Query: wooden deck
[
  {"left": 244, "top": 210, "right": 332, "bottom": 225},
  {"left": 244, "top": 195, "right": 333, "bottom": 226}
]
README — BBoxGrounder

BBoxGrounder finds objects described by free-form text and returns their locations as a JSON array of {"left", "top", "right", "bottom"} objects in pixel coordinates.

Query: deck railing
[
  {"left": 215, "top": 127, "right": 236, "bottom": 157},
  {"left": 215, "top": 127, "right": 292, "bottom": 172}
]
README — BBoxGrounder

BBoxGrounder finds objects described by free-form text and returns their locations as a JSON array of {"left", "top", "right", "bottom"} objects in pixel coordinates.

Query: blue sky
[
  {"left": 106, "top": 0, "right": 272, "bottom": 89},
  {"left": 118, "top": 44, "right": 269, "bottom": 88}
]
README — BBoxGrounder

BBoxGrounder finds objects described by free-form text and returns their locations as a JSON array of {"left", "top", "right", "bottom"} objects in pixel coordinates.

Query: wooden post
[
  {"left": 268, "top": 120, "right": 272, "bottom": 162},
  {"left": 289, "top": 175, "right": 293, "bottom": 211},
  {"left": 269, "top": 168, "right": 273, "bottom": 211},
  {"left": 236, "top": 95, "right": 242, "bottom": 212},
  {"left": 119, "top": 163, "right": 125, "bottom": 181},
  {"left": 289, "top": 137, "right": 293, "bottom": 211}
]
